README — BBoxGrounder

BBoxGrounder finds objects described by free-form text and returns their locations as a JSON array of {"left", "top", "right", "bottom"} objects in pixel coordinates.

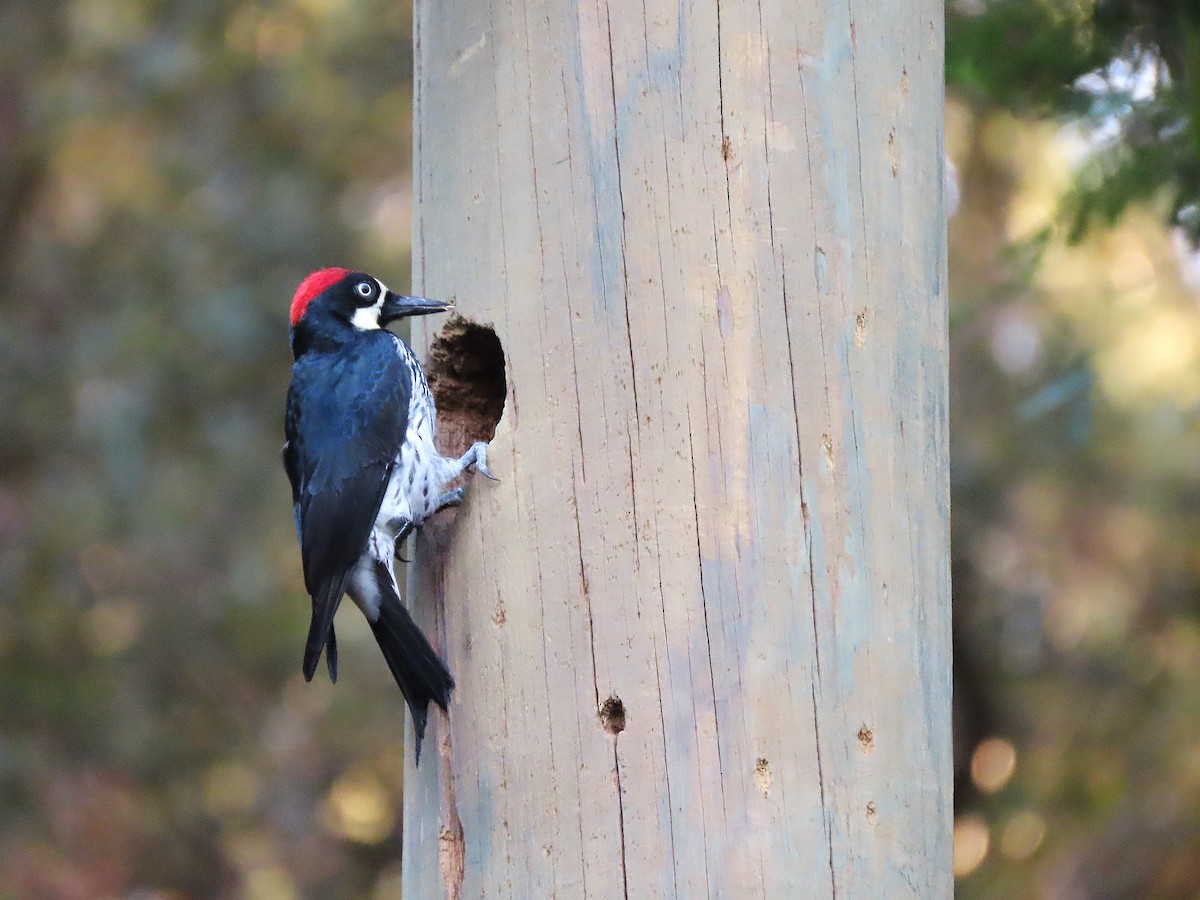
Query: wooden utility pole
[{"left": 405, "top": 0, "right": 949, "bottom": 896}]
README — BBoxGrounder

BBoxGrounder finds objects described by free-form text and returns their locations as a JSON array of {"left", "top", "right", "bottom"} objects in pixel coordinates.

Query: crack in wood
[
  {"left": 715, "top": 0, "right": 734, "bottom": 234},
  {"left": 438, "top": 709, "right": 465, "bottom": 900},
  {"left": 613, "top": 738, "right": 630, "bottom": 900},
  {"left": 652, "top": 645, "right": 681, "bottom": 895}
]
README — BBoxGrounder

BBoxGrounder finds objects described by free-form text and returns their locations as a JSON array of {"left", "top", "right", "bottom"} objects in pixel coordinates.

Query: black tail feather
[
  {"left": 303, "top": 576, "right": 347, "bottom": 681},
  {"left": 366, "top": 560, "right": 454, "bottom": 764},
  {"left": 325, "top": 625, "right": 338, "bottom": 683}
]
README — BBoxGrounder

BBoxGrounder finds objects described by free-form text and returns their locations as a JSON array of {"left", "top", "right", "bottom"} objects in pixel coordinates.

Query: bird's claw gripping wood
[
  {"left": 462, "top": 440, "right": 498, "bottom": 481},
  {"left": 435, "top": 487, "right": 466, "bottom": 511},
  {"left": 395, "top": 482, "right": 475, "bottom": 562},
  {"left": 395, "top": 518, "right": 415, "bottom": 545}
]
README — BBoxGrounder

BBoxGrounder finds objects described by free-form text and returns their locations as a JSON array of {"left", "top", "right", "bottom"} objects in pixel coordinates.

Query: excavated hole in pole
[
  {"left": 425, "top": 315, "right": 506, "bottom": 455},
  {"left": 418, "top": 316, "right": 506, "bottom": 551}
]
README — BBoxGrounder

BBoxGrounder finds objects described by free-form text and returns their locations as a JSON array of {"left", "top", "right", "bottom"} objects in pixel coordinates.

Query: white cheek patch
[
  {"left": 350, "top": 279, "right": 388, "bottom": 331},
  {"left": 351, "top": 301, "right": 382, "bottom": 330}
]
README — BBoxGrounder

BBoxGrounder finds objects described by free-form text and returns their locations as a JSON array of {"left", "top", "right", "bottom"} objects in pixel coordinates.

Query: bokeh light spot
[
  {"left": 971, "top": 736, "right": 1017, "bottom": 794},
  {"left": 321, "top": 767, "right": 394, "bottom": 845},
  {"left": 1000, "top": 810, "right": 1046, "bottom": 861},
  {"left": 85, "top": 599, "right": 141, "bottom": 656},
  {"left": 954, "top": 814, "right": 990, "bottom": 877}
]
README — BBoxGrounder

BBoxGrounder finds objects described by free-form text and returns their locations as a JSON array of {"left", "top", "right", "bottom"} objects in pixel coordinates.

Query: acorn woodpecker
[{"left": 282, "top": 267, "right": 493, "bottom": 762}]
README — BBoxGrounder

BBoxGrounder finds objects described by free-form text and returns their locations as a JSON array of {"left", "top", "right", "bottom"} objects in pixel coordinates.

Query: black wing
[{"left": 284, "top": 331, "right": 413, "bottom": 680}]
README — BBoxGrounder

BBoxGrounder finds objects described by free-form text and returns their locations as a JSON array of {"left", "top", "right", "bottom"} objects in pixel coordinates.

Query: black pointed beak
[{"left": 379, "top": 291, "right": 453, "bottom": 324}]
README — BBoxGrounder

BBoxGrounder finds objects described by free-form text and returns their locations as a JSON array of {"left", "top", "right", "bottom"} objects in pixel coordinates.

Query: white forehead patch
[{"left": 350, "top": 278, "right": 388, "bottom": 331}]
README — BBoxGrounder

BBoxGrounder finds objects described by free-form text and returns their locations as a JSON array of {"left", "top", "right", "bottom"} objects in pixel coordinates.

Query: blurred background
[
  {"left": 1, "top": 0, "right": 416, "bottom": 896},
  {"left": 1, "top": 0, "right": 1198, "bottom": 896}
]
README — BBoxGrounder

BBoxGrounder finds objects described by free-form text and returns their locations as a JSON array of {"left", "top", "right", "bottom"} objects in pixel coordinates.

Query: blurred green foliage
[
  {"left": 949, "top": 0, "right": 1200, "bottom": 242},
  {"left": 949, "top": 0, "right": 1200, "bottom": 896},
  {"left": 0, "top": 0, "right": 416, "bottom": 894}
]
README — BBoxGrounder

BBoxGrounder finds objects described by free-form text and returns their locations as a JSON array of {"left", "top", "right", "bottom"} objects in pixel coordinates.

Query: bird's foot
[
  {"left": 462, "top": 441, "right": 498, "bottom": 481},
  {"left": 393, "top": 518, "right": 415, "bottom": 563},
  {"left": 396, "top": 519, "right": 415, "bottom": 544},
  {"left": 435, "top": 487, "right": 466, "bottom": 512}
]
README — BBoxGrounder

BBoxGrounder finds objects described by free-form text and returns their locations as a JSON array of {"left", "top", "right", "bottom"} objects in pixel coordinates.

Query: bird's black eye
[{"left": 355, "top": 281, "right": 375, "bottom": 299}]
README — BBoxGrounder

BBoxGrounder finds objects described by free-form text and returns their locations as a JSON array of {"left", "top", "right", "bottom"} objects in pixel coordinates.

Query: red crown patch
[{"left": 290, "top": 267, "right": 351, "bottom": 327}]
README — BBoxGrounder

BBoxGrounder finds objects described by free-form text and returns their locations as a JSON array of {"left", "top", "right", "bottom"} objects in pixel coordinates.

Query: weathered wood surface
[{"left": 405, "top": 0, "right": 949, "bottom": 896}]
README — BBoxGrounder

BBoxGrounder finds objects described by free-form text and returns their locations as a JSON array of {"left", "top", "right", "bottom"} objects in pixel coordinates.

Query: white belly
[{"left": 375, "top": 387, "right": 455, "bottom": 533}]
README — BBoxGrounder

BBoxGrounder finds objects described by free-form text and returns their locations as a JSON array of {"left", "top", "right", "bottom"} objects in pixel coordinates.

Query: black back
[{"left": 283, "top": 330, "right": 414, "bottom": 677}]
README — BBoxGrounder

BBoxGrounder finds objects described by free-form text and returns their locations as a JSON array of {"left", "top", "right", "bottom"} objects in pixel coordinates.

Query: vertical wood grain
[{"left": 405, "top": 0, "right": 949, "bottom": 896}]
